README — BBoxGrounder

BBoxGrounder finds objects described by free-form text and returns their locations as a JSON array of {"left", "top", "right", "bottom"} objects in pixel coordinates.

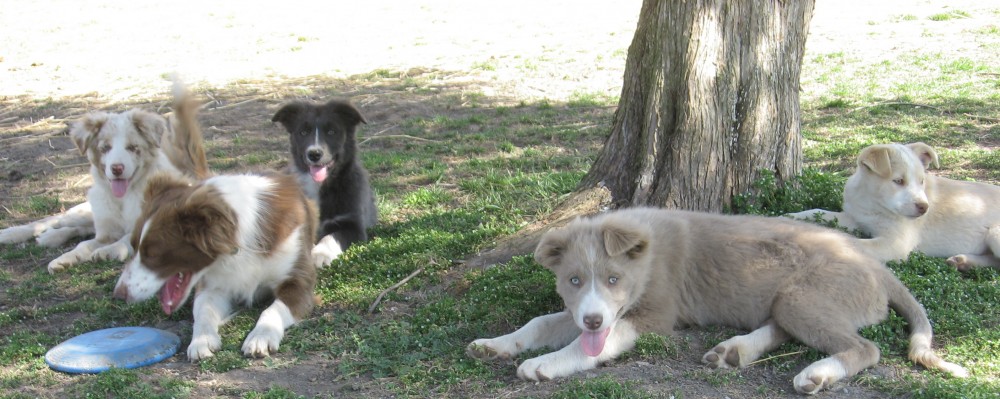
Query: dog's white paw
[
  {"left": 36, "top": 227, "right": 76, "bottom": 248},
  {"left": 0, "top": 225, "right": 36, "bottom": 244},
  {"left": 466, "top": 338, "right": 518, "bottom": 361},
  {"left": 187, "top": 333, "right": 222, "bottom": 361},
  {"left": 516, "top": 352, "right": 582, "bottom": 382},
  {"left": 946, "top": 255, "right": 972, "bottom": 272},
  {"left": 312, "top": 235, "right": 343, "bottom": 269},
  {"left": 242, "top": 324, "right": 284, "bottom": 358},
  {"left": 793, "top": 358, "right": 847, "bottom": 395},
  {"left": 702, "top": 343, "right": 743, "bottom": 369},
  {"left": 47, "top": 254, "right": 78, "bottom": 274},
  {"left": 91, "top": 243, "right": 131, "bottom": 262}
]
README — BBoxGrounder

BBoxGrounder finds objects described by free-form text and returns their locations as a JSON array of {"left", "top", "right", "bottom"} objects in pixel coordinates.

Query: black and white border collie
[{"left": 272, "top": 100, "right": 377, "bottom": 268}]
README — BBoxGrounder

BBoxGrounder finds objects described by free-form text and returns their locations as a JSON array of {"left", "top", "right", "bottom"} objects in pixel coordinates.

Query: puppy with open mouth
[{"left": 272, "top": 99, "right": 378, "bottom": 268}]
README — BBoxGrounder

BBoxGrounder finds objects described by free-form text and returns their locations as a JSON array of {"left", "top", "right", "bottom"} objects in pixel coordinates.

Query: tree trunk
[
  {"left": 467, "top": 0, "right": 814, "bottom": 267},
  {"left": 580, "top": 0, "right": 813, "bottom": 211}
]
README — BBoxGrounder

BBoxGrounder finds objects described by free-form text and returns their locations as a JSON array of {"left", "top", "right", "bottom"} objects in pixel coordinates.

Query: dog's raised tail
[
  {"left": 884, "top": 272, "right": 968, "bottom": 378},
  {"left": 167, "top": 79, "right": 210, "bottom": 180}
]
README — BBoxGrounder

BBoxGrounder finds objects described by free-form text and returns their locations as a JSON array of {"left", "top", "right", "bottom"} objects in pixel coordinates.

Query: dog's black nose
[
  {"left": 307, "top": 149, "right": 323, "bottom": 162},
  {"left": 583, "top": 314, "right": 603, "bottom": 330},
  {"left": 111, "top": 163, "right": 124, "bottom": 177},
  {"left": 915, "top": 202, "right": 928, "bottom": 215}
]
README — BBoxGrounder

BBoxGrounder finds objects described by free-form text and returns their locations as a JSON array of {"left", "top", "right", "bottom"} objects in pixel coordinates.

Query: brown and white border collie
[
  {"left": 37, "top": 85, "right": 206, "bottom": 273},
  {"left": 113, "top": 171, "right": 318, "bottom": 361}
]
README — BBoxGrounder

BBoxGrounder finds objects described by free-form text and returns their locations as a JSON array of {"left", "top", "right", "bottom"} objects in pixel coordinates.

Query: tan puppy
[
  {"left": 790, "top": 142, "right": 1000, "bottom": 270},
  {"left": 468, "top": 208, "right": 966, "bottom": 394}
]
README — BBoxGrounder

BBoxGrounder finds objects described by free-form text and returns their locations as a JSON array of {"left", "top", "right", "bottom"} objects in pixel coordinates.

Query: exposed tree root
[{"left": 464, "top": 186, "right": 613, "bottom": 269}]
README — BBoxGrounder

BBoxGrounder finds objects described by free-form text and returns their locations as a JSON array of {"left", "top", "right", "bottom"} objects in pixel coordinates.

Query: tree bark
[
  {"left": 579, "top": 0, "right": 813, "bottom": 211},
  {"left": 467, "top": 0, "right": 814, "bottom": 267}
]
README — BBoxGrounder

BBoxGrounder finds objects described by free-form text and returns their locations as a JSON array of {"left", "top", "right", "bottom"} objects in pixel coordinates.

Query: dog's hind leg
[
  {"left": 37, "top": 225, "right": 96, "bottom": 247},
  {"left": 773, "top": 297, "right": 882, "bottom": 394},
  {"left": 947, "top": 225, "right": 1000, "bottom": 271},
  {"left": 0, "top": 220, "right": 50, "bottom": 244},
  {"left": 467, "top": 310, "right": 579, "bottom": 361},
  {"left": 702, "top": 319, "right": 791, "bottom": 369}
]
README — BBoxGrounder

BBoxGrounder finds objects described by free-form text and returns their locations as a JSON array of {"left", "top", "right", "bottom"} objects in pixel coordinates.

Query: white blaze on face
[
  {"left": 114, "top": 222, "right": 162, "bottom": 302},
  {"left": 102, "top": 120, "right": 138, "bottom": 197},
  {"left": 575, "top": 244, "right": 617, "bottom": 357},
  {"left": 307, "top": 126, "right": 327, "bottom": 182}
]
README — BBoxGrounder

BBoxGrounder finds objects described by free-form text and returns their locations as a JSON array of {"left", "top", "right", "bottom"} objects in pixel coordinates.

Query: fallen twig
[
  {"left": 205, "top": 97, "right": 262, "bottom": 112},
  {"left": 848, "top": 102, "right": 998, "bottom": 123},
  {"left": 367, "top": 267, "right": 425, "bottom": 314},
  {"left": 359, "top": 134, "right": 441, "bottom": 146},
  {"left": 55, "top": 162, "right": 89, "bottom": 170},
  {"left": 849, "top": 102, "right": 944, "bottom": 113},
  {"left": 745, "top": 350, "right": 806, "bottom": 367},
  {"left": 964, "top": 113, "right": 1000, "bottom": 123}
]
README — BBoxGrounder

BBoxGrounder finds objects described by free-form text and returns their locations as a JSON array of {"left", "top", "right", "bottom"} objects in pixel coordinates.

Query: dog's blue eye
[
  {"left": 570, "top": 277, "right": 580, "bottom": 286},
  {"left": 299, "top": 131, "right": 308, "bottom": 136},
  {"left": 893, "top": 178, "right": 905, "bottom": 185},
  {"left": 326, "top": 131, "right": 335, "bottom": 135},
  {"left": 608, "top": 276, "right": 618, "bottom": 285}
]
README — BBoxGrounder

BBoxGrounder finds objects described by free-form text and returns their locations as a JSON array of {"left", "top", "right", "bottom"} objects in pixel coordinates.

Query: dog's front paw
[
  {"left": 703, "top": 343, "right": 742, "bottom": 369},
  {"left": 92, "top": 243, "right": 131, "bottom": 262},
  {"left": 47, "top": 255, "right": 77, "bottom": 274},
  {"left": 516, "top": 352, "right": 584, "bottom": 382},
  {"left": 946, "top": 255, "right": 972, "bottom": 272},
  {"left": 187, "top": 334, "right": 222, "bottom": 361},
  {"left": 311, "top": 235, "right": 343, "bottom": 268},
  {"left": 467, "top": 337, "right": 524, "bottom": 361},
  {"left": 242, "top": 324, "right": 284, "bottom": 358}
]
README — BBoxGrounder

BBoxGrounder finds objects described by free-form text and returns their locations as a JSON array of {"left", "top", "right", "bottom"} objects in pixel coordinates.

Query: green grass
[{"left": 1, "top": 6, "right": 999, "bottom": 399}]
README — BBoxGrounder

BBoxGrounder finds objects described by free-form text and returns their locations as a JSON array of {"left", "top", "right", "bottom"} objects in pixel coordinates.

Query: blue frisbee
[{"left": 45, "top": 327, "right": 180, "bottom": 374}]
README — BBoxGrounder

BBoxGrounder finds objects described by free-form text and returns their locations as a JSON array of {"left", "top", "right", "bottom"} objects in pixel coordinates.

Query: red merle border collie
[
  {"left": 272, "top": 100, "right": 377, "bottom": 268},
  {"left": 113, "top": 171, "right": 318, "bottom": 360},
  {"left": 24, "top": 84, "right": 206, "bottom": 273}
]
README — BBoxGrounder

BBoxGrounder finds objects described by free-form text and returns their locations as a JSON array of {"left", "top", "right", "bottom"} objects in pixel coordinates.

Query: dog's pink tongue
[
  {"left": 309, "top": 165, "right": 327, "bottom": 183},
  {"left": 158, "top": 273, "right": 188, "bottom": 315},
  {"left": 580, "top": 328, "right": 612, "bottom": 357},
  {"left": 111, "top": 179, "right": 128, "bottom": 198}
]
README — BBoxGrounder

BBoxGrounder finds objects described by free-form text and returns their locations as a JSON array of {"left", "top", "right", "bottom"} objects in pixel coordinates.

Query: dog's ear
[
  {"left": 906, "top": 142, "right": 939, "bottom": 169},
  {"left": 179, "top": 187, "right": 238, "bottom": 257},
  {"left": 69, "top": 113, "right": 108, "bottom": 156},
  {"left": 602, "top": 218, "right": 649, "bottom": 260},
  {"left": 857, "top": 145, "right": 892, "bottom": 178},
  {"left": 130, "top": 110, "right": 166, "bottom": 149},
  {"left": 325, "top": 100, "right": 367, "bottom": 127},
  {"left": 534, "top": 227, "right": 569, "bottom": 271},
  {"left": 271, "top": 102, "right": 306, "bottom": 131},
  {"left": 144, "top": 173, "right": 191, "bottom": 204}
]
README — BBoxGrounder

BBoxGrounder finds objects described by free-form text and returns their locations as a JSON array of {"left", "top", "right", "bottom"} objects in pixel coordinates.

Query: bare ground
[{"left": 1, "top": 1, "right": 998, "bottom": 398}]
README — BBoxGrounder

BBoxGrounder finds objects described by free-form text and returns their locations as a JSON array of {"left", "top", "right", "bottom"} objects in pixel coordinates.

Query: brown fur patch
[
  {"left": 135, "top": 177, "right": 237, "bottom": 279},
  {"left": 263, "top": 172, "right": 318, "bottom": 319}
]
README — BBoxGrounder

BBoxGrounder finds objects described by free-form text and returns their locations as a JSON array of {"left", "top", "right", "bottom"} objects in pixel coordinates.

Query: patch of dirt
[{"left": 0, "top": 1, "right": 996, "bottom": 398}]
